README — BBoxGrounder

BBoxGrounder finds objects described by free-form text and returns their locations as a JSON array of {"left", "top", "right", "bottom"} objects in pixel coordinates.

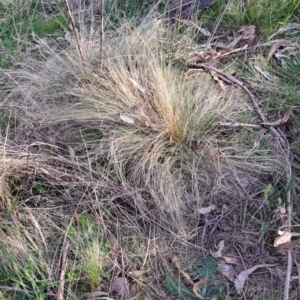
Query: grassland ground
[{"left": 0, "top": 0, "right": 299, "bottom": 299}]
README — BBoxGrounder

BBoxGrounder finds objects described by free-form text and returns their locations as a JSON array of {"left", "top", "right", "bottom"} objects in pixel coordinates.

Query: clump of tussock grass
[
  {"left": 0, "top": 8, "right": 292, "bottom": 299},
  {"left": 2, "top": 16, "right": 284, "bottom": 233}
]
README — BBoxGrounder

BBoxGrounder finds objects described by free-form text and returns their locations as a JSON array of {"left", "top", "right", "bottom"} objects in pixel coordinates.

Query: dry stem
[
  {"left": 57, "top": 241, "right": 70, "bottom": 300},
  {"left": 278, "top": 140, "right": 293, "bottom": 300},
  {"left": 64, "top": 0, "right": 84, "bottom": 62}
]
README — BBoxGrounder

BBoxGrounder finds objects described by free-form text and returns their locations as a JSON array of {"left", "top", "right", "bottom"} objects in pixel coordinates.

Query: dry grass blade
[{"left": 99, "top": 0, "right": 105, "bottom": 70}]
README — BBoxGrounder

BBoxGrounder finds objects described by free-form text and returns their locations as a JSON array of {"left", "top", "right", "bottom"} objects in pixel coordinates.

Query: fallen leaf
[
  {"left": 281, "top": 110, "right": 291, "bottom": 123},
  {"left": 261, "top": 111, "right": 290, "bottom": 127},
  {"left": 265, "top": 39, "right": 300, "bottom": 60},
  {"left": 237, "top": 25, "right": 256, "bottom": 41},
  {"left": 274, "top": 231, "right": 292, "bottom": 247},
  {"left": 197, "top": 204, "right": 216, "bottom": 215},
  {"left": 211, "top": 240, "right": 225, "bottom": 258},
  {"left": 212, "top": 71, "right": 226, "bottom": 92},
  {"left": 270, "top": 23, "right": 300, "bottom": 39},
  {"left": 226, "top": 35, "right": 243, "bottom": 50},
  {"left": 64, "top": 31, "right": 72, "bottom": 43},
  {"left": 192, "top": 279, "right": 210, "bottom": 299},
  {"left": 111, "top": 277, "right": 130, "bottom": 299},
  {"left": 85, "top": 291, "right": 109, "bottom": 299},
  {"left": 172, "top": 256, "right": 194, "bottom": 286},
  {"left": 275, "top": 46, "right": 300, "bottom": 59},
  {"left": 276, "top": 242, "right": 298, "bottom": 251},
  {"left": 278, "top": 226, "right": 290, "bottom": 235},
  {"left": 234, "top": 264, "right": 276, "bottom": 294},
  {"left": 267, "top": 39, "right": 285, "bottom": 61},
  {"left": 218, "top": 261, "right": 235, "bottom": 283},
  {"left": 215, "top": 29, "right": 232, "bottom": 39},
  {"left": 291, "top": 232, "right": 300, "bottom": 237},
  {"left": 223, "top": 256, "right": 243, "bottom": 265},
  {"left": 253, "top": 65, "right": 278, "bottom": 82},
  {"left": 184, "top": 20, "right": 211, "bottom": 36},
  {"left": 216, "top": 25, "right": 255, "bottom": 50},
  {"left": 120, "top": 113, "right": 135, "bottom": 124},
  {"left": 129, "top": 269, "right": 150, "bottom": 278}
]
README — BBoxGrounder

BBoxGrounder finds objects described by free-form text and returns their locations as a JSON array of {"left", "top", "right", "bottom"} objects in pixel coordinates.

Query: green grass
[
  {"left": 68, "top": 216, "right": 111, "bottom": 291},
  {"left": 0, "top": 1, "right": 67, "bottom": 67}
]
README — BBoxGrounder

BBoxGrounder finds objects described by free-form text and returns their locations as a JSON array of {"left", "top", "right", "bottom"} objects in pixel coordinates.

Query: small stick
[
  {"left": 64, "top": 0, "right": 84, "bottom": 62},
  {"left": 57, "top": 241, "right": 70, "bottom": 300},
  {"left": 99, "top": 0, "right": 105, "bottom": 71},
  {"left": 218, "top": 121, "right": 262, "bottom": 129},
  {"left": 190, "top": 63, "right": 287, "bottom": 146},
  {"left": 215, "top": 45, "right": 248, "bottom": 59}
]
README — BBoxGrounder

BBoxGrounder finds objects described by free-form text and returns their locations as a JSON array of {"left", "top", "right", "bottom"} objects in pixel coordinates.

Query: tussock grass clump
[
  {"left": 2, "top": 18, "right": 283, "bottom": 231},
  {"left": 0, "top": 5, "right": 293, "bottom": 299}
]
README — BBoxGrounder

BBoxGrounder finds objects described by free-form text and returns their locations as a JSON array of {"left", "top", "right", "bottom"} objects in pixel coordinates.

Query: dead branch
[{"left": 190, "top": 63, "right": 287, "bottom": 146}]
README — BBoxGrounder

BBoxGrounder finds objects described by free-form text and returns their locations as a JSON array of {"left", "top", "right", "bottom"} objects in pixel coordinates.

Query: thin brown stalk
[
  {"left": 64, "top": 0, "right": 84, "bottom": 62},
  {"left": 278, "top": 140, "right": 293, "bottom": 300},
  {"left": 57, "top": 241, "right": 70, "bottom": 300},
  {"left": 99, "top": 0, "right": 105, "bottom": 71}
]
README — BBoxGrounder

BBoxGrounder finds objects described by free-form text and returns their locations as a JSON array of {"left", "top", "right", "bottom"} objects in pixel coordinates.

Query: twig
[
  {"left": 215, "top": 45, "right": 248, "bottom": 59},
  {"left": 99, "top": 0, "right": 105, "bottom": 71},
  {"left": 218, "top": 121, "right": 262, "bottom": 129},
  {"left": 64, "top": 0, "right": 84, "bottom": 62},
  {"left": 57, "top": 241, "right": 70, "bottom": 300},
  {"left": 190, "top": 63, "right": 287, "bottom": 146}
]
